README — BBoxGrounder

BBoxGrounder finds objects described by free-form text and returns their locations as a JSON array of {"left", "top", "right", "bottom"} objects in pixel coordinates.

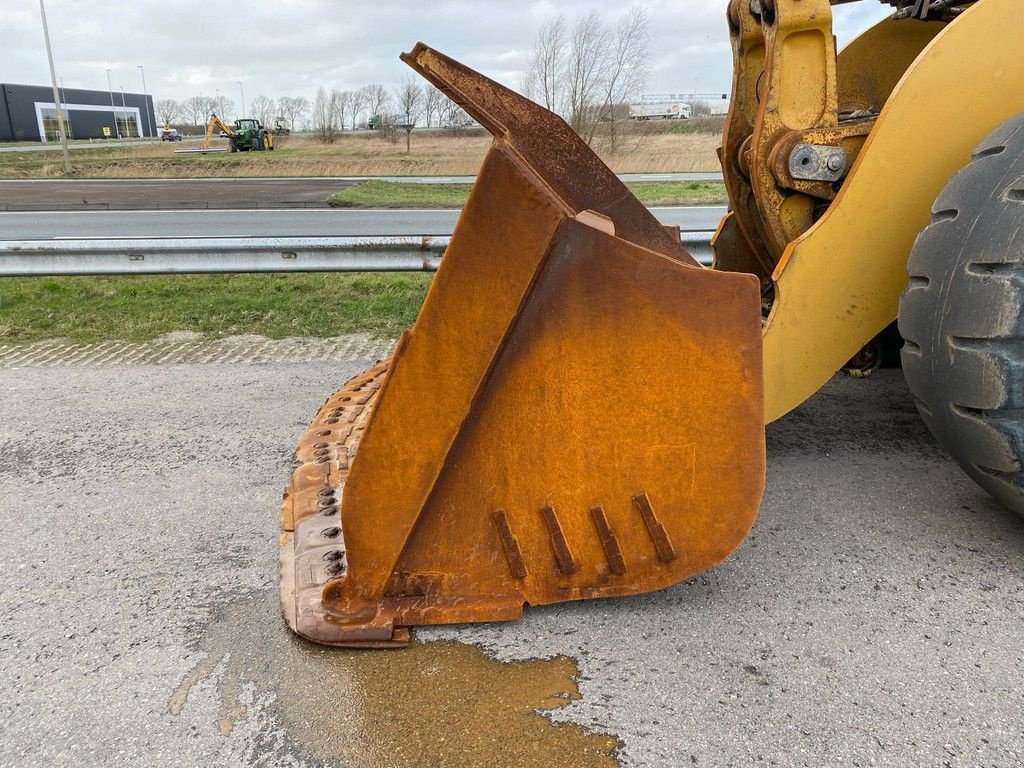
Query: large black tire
[{"left": 899, "top": 113, "right": 1024, "bottom": 516}]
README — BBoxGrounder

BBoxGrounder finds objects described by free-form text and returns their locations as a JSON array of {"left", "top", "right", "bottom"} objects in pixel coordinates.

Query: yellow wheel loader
[{"left": 279, "top": 0, "right": 1024, "bottom": 647}]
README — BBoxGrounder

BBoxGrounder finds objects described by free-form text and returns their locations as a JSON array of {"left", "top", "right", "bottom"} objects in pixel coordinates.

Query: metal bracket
[{"left": 789, "top": 144, "right": 847, "bottom": 182}]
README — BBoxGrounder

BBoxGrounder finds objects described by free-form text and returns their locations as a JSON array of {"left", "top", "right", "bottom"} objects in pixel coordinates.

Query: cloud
[{"left": 3, "top": 1, "right": 890, "bottom": 105}]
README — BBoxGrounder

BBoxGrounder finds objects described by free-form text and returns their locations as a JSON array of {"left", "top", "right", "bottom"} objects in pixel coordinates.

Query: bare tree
[
  {"left": 379, "top": 114, "right": 400, "bottom": 144},
  {"left": 523, "top": 8, "right": 650, "bottom": 148},
  {"left": 523, "top": 15, "right": 568, "bottom": 113},
  {"left": 438, "top": 96, "right": 472, "bottom": 135},
  {"left": 277, "top": 96, "right": 310, "bottom": 131},
  {"left": 250, "top": 95, "right": 276, "bottom": 126},
  {"left": 155, "top": 99, "right": 181, "bottom": 126},
  {"left": 212, "top": 95, "right": 234, "bottom": 122},
  {"left": 566, "top": 11, "right": 610, "bottom": 138},
  {"left": 423, "top": 85, "right": 444, "bottom": 128},
  {"left": 362, "top": 83, "right": 392, "bottom": 123},
  {"left": 351, "top": 87, "right": 368, "bottom": 129},
  {"left": 276, "top": 96, "right": 294, "bottom": 127},
  {"left": 202, "top": 96, "right": 218, "bottom": 124},
  {"left": 596, "top": 6, "right": 649, "bottom": 150},
  {"left": 332, "top": 90, "right": 353, "bottom": 134},
  {"left": 691, "top": 100, "right": 713, "bottom": 118},
  {"left": 182, "top": 95, "right": 213, "bottom": 126},
  {"left": 312, "top": 87, "right": 339, "bottom": 143},
  {"left": 393, "top": 75, "right": 423, "bottom": 153}
]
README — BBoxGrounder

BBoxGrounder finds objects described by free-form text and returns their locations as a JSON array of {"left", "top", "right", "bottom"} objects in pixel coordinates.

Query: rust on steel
[
  {"left": 589, "top": 507, "right": 627, "bottom": 577},
  {"left": 632, "top": 492, "right": 678, "bottom": 564},
  {"left": 278, "top": 44, "right": 766, "bottom": 647},
  {"left": 540, "top": 506, "right": 578, "bottom": 575},
  {"left": 493, "top": 510, "right": 528, "bottom": 580}
]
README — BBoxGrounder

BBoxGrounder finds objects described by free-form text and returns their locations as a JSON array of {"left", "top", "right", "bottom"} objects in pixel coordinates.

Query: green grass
[
  {"left": 0, "top": 146, "right": 308, "bottom": 179},
  {"left": 0, "top": 273, "right": 432, "bottom": 345},
  {"left": 626, "top": 181, "right": 727, "bottom": 206},
  {"left": 328, "top": 181, "right": 473, "bottom": 208},
  {"left": 328, "top": 180, "right": 728, "bottom": 208},
  {"left": 655, "top": 115, "right": 727, "bottom": 135},
  {"left": 0, "top": 178, "right": 727, "bottom": 345}
]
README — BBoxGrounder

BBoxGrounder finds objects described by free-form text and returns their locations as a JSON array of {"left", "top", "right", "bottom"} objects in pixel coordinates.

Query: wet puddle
[{"left": 170, "top": 593, "right": 620, "bottom": 767}]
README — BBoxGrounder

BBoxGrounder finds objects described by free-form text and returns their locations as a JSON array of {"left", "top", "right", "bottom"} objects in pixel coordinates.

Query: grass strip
[
  {"left": 328, "top": 180, "right": 728, "bottom": 208},
  {"left": 328, "top": 181, "right": 471, "bottom": 208},
  {"left": 0, "top": 273, "right": 433, "bottom": 345},
  {"left": 627, "top": 181, "right": 728, "bottom": 206},
  {"left": 0, "top": 178, "right": 728, "bottom": 345}
]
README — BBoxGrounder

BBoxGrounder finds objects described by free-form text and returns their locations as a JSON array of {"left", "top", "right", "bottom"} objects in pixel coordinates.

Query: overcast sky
[{"left": 2, "top": 1, "right": 890, "bottom": 106}]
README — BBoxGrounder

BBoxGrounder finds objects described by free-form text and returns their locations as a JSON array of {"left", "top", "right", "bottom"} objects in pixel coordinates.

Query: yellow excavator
[{"left": 279, "top": 0, "right": 1024, "bottom": 646}]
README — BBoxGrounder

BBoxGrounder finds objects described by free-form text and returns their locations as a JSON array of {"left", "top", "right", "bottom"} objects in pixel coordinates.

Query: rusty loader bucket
[{"left": 279, "top": 45, "right": 767, "bottom": 647}]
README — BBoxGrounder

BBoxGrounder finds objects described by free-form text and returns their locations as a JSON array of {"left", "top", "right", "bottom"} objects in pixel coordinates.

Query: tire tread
[{"left": 898, "top": 113, "right": 1024, "bottom": 514}]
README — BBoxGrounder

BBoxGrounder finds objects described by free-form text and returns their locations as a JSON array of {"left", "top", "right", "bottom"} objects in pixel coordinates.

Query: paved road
[
  {"left": 0, "top": 178, "right": 359, "bottom": 211},
  {"left": 0, "top": 207, "right": 727, "bottom": 240},
  {"left": 0, "top": 139, "right": 160, "bottom": 153},
  {"left": 0, "top": 343, "right": 1020, "bottom": 767},
  {"left": 0, "top": 174, "right": 723, "bottom": 211}
]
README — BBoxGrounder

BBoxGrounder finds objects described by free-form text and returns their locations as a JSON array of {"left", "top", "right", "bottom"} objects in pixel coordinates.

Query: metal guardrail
[{"left": 0, "top": 232, "right": 715, "bottom": 277}]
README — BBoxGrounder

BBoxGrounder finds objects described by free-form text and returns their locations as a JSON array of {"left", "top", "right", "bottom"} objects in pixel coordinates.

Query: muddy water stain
[
  {"left": 170, "top": 592, "right": 620, "bottom": 767},
  {"left": 284, "top": 640, "right": 620, "bottom": 768}
]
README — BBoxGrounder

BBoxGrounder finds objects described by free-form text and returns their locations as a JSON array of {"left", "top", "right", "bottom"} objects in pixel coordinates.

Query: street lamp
[
  {"left": 137, "top": 65, "right": 152, "bottom": 139},
  {"left": 237, "top": 81, "right": 246, "bottom": 118},
  {"left": 59, "top": 77, "right": 72, "bottom": 139},
  {"left": 106, "top": 68, "right": 120, "bottom": 139},
  {"left": 38, "top": 0, "right": 71, "bottom": 174},
  {"left": 120, "top": 85, "right": 134, "bottom": 138}
]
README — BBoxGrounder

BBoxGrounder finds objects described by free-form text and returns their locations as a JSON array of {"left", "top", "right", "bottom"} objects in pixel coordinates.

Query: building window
[
  {"left": 116, "top": 115, "right": 138, "bottom": 138},
  {"left": 41, "top": 114, "right": 70, "bottom": 142}
]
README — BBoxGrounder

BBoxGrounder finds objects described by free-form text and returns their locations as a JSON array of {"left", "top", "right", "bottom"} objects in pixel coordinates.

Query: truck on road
[{"left": 628, "top": 101, "right": 692, "bottom": 120}]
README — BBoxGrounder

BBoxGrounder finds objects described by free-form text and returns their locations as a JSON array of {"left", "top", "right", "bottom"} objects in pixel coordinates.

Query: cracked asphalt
[{"left": 0, "top": 345, "right": 1021, "bottom": 767}]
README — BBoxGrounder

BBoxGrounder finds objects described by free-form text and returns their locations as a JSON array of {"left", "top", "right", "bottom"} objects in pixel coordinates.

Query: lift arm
[{"left": 202, "top": 114, "right": 234, "bottom": 149}]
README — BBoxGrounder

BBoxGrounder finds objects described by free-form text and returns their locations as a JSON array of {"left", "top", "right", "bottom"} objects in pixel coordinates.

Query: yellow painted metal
[
  {"left": 748, "top": 0, "right": 837, "bottom": 259},
  {"left": 202, "top": 113, "right": 234, "bottom": 149},
  {"left": 763, "top": 0, "right": 1024, "bottom": 422},
  {"left": 836, "top": 16, "right": 946, "bottom": 114},
  {"left": 720, "top": 0, "right": 772, "bottom": 277}
]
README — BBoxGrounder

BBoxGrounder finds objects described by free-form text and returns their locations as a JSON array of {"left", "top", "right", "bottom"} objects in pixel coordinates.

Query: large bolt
[{"left": 826, "top": 154, "right": 845, "bottom": 173}]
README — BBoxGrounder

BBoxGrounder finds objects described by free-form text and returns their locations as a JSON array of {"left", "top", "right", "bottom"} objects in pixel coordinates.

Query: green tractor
[{"left": 226, "top": 118, "right": 274, "bottom": 152}]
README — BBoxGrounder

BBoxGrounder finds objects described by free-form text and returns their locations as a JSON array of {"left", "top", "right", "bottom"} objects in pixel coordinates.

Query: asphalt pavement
[
  {"left": 0, "top": 347, "right": 1020, "bottom": 767},
  {"left": 0, "top": 207, "right": 726, "bottom": 240},
  {"left": 0, "top": 178, "right": 359, "bottom": 211},
  {"left": 0, "top": 174, "right": 724, "bottom": 212}
]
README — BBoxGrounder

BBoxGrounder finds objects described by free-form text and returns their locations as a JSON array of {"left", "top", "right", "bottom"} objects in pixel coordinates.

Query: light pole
[
  {"left": 59, "top": 76, "right": 72, "bottom": 139},
  {"left": 106, "top": 69, "right": 120, "bottom": 139},
  {"left": 237, "top": 81, "right": 246, "bottom": 118},
  {"left": 137, "top": 65, "right": 151, "bottom": 139},
  {"left": 38, "top": 0, "right": 71, "bottom": 174},
  {"left": 120, "top": 85, "right": 134, "bottom": 137}
]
